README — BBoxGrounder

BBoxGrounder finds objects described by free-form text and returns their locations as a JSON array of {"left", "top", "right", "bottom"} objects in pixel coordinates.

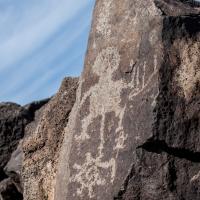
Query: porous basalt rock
[
  {"left": 55, "top": 0, "right": 200, "bottom": 199},
  {"left": 0, "top": 99, "right": 49, "bottom": 199},
  {"left": 0, "top": 103, "right": 28, "bottom": 171},
  {"left": 1, "top": 0, "right": 200, "bottom": 199},
  {"left": 22, "top": 77, "right": 78, "bottom": 200},
  {"left": 4, "top": 140, "right": 23, "bottom": 194}
]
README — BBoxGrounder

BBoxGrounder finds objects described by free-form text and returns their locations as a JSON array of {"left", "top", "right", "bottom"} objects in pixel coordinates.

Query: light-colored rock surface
[
  {"left": 55, "top": 0, "right": 200, "bottom": 199},
  {"left": 22, "top": 77, "right": 78, "bottom": 200}
]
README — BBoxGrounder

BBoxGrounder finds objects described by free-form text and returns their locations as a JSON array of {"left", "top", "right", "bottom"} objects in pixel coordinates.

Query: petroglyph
[
  {"left": 71, "top": 47, "right": 126, "bottom": 197},
  {"left": 151, "top": 90, "right": 159, "bottom": 108},
  {"left": 96, "top": 0, "right": 112, "bottom": 38},
  {"left": 70, "top": 153, "right": 116, "bottom": 198},
  {"left": 114, "top": 107, "right": 128, "bottom": 157},
  {"left": 70, "top": 47, "right": 159, "bottom": 197},
  {"left": 191, "top": 171, "right": 200, "bottom": 182}
]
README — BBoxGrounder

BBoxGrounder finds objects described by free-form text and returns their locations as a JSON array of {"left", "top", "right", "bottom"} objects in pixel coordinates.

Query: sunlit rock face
[
  {"left": 1, "top": 0, "right": 200, "bottom": 199},
  {"left": 22, "top": 78, "right": 78, "bottom": 200},
  {"left": 55, "top": 0, "right": 200, "bottom": 199}
]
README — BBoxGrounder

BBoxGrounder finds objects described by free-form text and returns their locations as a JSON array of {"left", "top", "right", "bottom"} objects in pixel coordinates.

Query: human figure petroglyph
[
  {"left": 70, "top": 47, "right": 159, "bottom": 197},
  {"left": 71, "top": 47, "right": 127, "bottom": 197},
  {"left": 129, "top": 54, "right": 158, "bottom": 99}
]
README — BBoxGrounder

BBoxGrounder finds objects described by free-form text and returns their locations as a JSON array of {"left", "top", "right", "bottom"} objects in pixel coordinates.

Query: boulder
[
  {"left": 0, "top": 99, "right": 50, "bottom": 199},
  {"left": 55, "top": 0, "right": 200, "bottom": 199},
  {"left": 22, "top": 77, "right": 78, "bottom": 200}
]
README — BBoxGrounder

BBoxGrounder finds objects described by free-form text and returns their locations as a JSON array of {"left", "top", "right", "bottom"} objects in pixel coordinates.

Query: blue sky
[{"left": 0, "top": 0, "right": 95, "bottom": 105}]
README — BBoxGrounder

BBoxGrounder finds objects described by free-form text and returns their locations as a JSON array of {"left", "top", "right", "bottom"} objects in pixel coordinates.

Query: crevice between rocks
[
  {"left": 154, "top": 0, "right": 167, "bottom": 16},
  {"left": 0, "top": 178, "right": 23, "bottom": 200},
  {"left": 139, "top": 138, "right": 200, "bottom": 162},
  {"left": 0, "top": 169, "right": 8, "bottom": 182},
  {"left": 114, "top": 138, "right": 200, "bottom": 199}
]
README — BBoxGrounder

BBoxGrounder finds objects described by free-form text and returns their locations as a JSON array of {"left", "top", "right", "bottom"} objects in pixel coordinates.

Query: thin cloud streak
[
  {"left": 0, "top": 0, "right": 92, "bottom": 70},
  {"left": 1, "top": 6, "right": 91, "bottom": 98},
  {"left": 13, "top": 54, "right": 83, "bottom": 104},
  {"left": 0, "top": 0, "right": 95, "bottom": 105}
]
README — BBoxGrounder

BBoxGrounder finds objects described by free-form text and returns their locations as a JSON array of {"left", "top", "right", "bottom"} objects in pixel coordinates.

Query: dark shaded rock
[
  {"left": 0, "top": 103, "right": 26, "bottom": 170},
  {"left": 152, "top": 14, "right": 200, "bottom": 152},
  {"left": 0, "top": 178, "right": 23, "bottom": 200},
  {"left": 0, "top": 99, "right": 50, "bottom": 171},
  {"left": 55, "top": 0, "right": 200, "bottom": 200},
  {"left": 23, "top": 98, "right": 51, "bottom": 122},
  {"left": 118, "top": 148, "right": 200, "bottom": 200},
  {"left": 1, "top": 0, "right": 200, "bottom": 199},
  {"left": 4, "top": 140, "right": 23, "bottom": 194}
]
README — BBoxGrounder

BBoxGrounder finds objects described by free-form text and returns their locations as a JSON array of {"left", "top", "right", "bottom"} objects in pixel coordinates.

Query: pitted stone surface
[
  {"left": 1, "top": 0, "right": 200, "bottom": 199},
  {"left": 56, "top": 0, "right": 163, "bottom": 199},
  {"left": 55, "top": 0, "right": 200, "bottom": 200},
  {"left": 0, "top": 99, "right": 49, "bottom": 200},
  {"left": 22, "top": 78, "right": 78, "bottom": 200}
]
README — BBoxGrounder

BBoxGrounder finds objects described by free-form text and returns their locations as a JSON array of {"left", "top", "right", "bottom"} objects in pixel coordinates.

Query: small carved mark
[{"left": 125, "top": 61, "right": 137, "bottom": 74}]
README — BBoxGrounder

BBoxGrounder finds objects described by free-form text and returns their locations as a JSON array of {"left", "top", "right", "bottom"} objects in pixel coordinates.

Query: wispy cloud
[{"left": 0, "top": 0, "right": 95, "bottom": 104}]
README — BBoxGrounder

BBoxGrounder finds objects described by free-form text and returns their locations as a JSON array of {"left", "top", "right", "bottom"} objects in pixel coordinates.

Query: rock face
[
  {"left": 0, "top": 78, "right": 78, "bottom": 200},
  {"left": 0, "top": 0, "right": 200, "bottom": 200},
  {"left": 55, "top": 0, "right": 200, "bottom": 199},
  {"left": 0, "top": 99, "right": 49, "bottom": 200},
  {"left": 0, "top": 103, "right": 28, "bottom": 172},
  {"left": 22, "top": 77, "right": 78, "bottom": 200}
]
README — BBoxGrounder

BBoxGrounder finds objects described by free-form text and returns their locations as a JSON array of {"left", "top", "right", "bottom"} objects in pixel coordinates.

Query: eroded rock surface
[
  {"left": 22, "top": 77, "right": 78, "bottom": 200},
  {"left": 55, "top": 0, "right": 200, "bottom": 199},
  {"left": 1, "top": 0, "right": 200, "bottom": 200},
  {"left": 0, "top": 99, "right": 49, "bottom": 199},
  {"left": 0, "top": 103, "right": 27, "bottom": 172}
]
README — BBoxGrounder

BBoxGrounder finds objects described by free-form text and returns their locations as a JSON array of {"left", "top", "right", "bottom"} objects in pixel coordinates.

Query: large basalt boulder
[
  {"left": 0, "top": 103, "right": 28, "bottom": 173},
  {"left": 4, "top": 140, "right": 23, "bottom": 195},
  {"left": 55, "top": 0, "right": 200, "bottom": 199},
  {"left": 0, "top": 178, "right": 23, "bottom": 200},
  {"left": 22, "top": 77, "right": 78, "bottom": 200},
  {"left": 0, "top": 99, "right": 49, "bottom": 199}
]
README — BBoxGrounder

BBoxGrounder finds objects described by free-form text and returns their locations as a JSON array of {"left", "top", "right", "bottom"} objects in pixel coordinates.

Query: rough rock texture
[
  {"left": 22, "top": 77, "right": 78, "bottom": 200},
  {"left": 1, "top": 0, "right": 200, "bottom": 200},
  {"left": 0, "top": 178, "right": 23, "bottom": 200},
  {"left": 0, "top": 103, "right": 28, "bottom": 172},
  {"left": 4, "top": 140, "right": 24, "bottom": 194},
  {"left": 0, "top": 99, "right": 49, "bottom": 200},
  {"left": 55, "top": 0, "right": 200, "bottom": 200}
]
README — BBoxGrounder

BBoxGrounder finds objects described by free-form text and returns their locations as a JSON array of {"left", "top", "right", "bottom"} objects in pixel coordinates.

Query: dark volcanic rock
[
  {"left": 55, "top": 0, "right": 200, "bottom": 200},
  {"left": 0, "top": 99, "right": 50, "bottom": 171},
  {"left": 0, "top": 103, "right": 27, "bottom": 171},
  {"left": 22, "top": 77, "right": 78, "bottom": 200},
  {"left": 4, "top": 140, "right": 23, "bottom": 194},
  {"left": 0, "top": 178, "right": 23, "bottom": 200},
  {"left": 0, "top": 99, "right": 50, "bottom": 199},
  {"left": 0, "top": 99, "right": 50, "bottom": 169},
  {"left": 117, "top": 148, "right": 200, "bottom": 200},
  {"left": 1, "top": 0, "right": 200, "bottom": 199}
]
